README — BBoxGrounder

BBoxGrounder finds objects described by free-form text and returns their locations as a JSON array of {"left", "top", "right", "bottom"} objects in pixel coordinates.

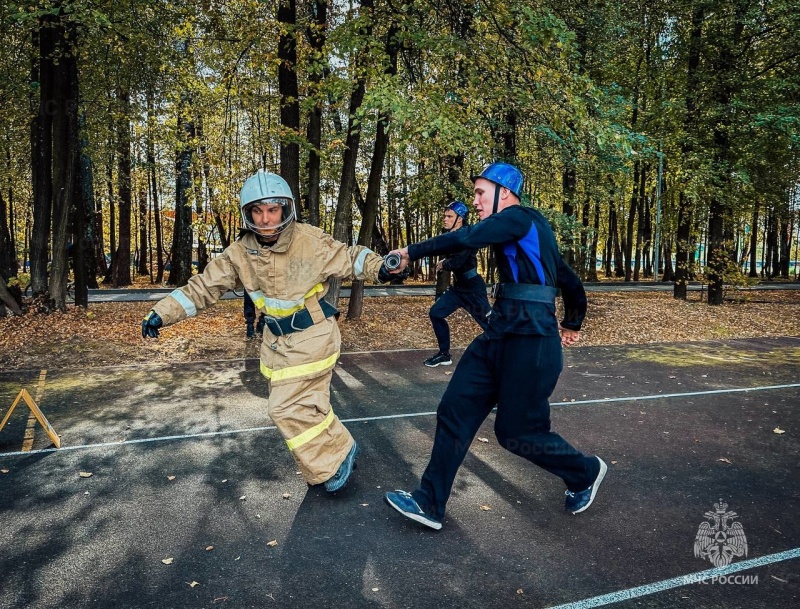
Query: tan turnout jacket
[{"left": 151, "top": 222, "right": 384, "bottom": 483}]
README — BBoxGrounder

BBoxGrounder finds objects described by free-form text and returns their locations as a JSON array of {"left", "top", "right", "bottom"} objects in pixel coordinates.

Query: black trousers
[
  {"left": 429, "top": 286, "right": 491, "bottom": 354},
  {"left": 243, "top": 292, "right": 265, "bottom": 325},
  {"left": 412, "top": 332, "right": 599, "bottom": 520}
]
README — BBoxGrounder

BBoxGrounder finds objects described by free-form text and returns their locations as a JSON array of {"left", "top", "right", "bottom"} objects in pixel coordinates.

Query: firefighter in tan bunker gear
[{"left": 141, "top": 170, "right": 394, "bottom": 492}]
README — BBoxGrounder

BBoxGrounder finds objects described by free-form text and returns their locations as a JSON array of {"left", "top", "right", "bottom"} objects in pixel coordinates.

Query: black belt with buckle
[
  {"left": 456, "top": 268, "right": 479, "bottom": 282},
  {"left": 264, "top": 299, "right": 339, "bottom": 336},
  {"left": 492, "top": 283, "right": 557, "bottom": 303}
]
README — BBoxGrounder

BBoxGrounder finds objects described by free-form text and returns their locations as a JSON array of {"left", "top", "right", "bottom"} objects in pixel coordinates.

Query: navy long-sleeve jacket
[
  {"left": 408, "top": 205, "right": 587, "bottom": 336},
  {"left": 439, "top": 227, "right": 485, "bottom": 290}
]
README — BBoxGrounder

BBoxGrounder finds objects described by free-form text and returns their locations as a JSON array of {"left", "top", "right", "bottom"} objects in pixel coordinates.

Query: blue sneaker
[
  {"left": 384, "top": 490, "right": 442, "bottom": 530},
  {"left": 324, "top": 441, "right": 359, "bottom": 493},
  {"left": 565, "top": 456, "right": 607, "bottom": 514}
]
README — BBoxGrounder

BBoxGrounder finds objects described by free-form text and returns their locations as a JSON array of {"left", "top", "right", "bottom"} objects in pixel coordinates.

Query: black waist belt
[
  {"left": 264, "top": 299, "right": 339, "bottom": 336},
  {"left": 456, "top": 268, "right": 479, "bottom": 281},
  {"left": 493, "top": 283, "right": 557, "bottom": 303}
]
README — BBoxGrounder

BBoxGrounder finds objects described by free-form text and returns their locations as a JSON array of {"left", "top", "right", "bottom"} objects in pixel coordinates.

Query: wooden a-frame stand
[{"left": 0, "top": 389, "right": 61, "bottom": 448}]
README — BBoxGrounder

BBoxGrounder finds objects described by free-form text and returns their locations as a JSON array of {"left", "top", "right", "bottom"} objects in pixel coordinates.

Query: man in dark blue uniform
[
  {"left": 384, "top": 162, "right": 606, "bottom": 530},
  {"left": 423, "top": 200, "right": 491, "bottom": 367}
]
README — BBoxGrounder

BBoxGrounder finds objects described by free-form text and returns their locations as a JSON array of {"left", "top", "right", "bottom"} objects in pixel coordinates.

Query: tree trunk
[
  {"left": 146, "top": 93, "right": 164, "bottom": 283},
  {"left": 706, "top": 4, "right": 746, "bottom": 305},
  {"left": 112, "top": 88, "right": 132, "bottom": 288},
  {"left": 0, "top": 184, "right": 16, "bottom": 281},
  {"left": 587, "top": 196, "right": 600, "bottom": 281},
  {"left": 347, "top": 20, "right": 400, "bottom": 320},
  {"left": 278, "top": 0, "right": 301, "bottom": 212},
  {"left": 662, "top": 237, "right": 674, "bottom": 281},
  {"left": 48, "top": 14, "right": 79, "bottom": 312},
  {"left": 170, "top": 108, "right": 195, "bottom": 287},
  {"left": 168, "top": 38, "right": 196, "bottom": 288},
  {"left": 103, "top": 155, "right": 116, "bottom": 284},
  {"left": 354, "top": 183, "right": 389, "bottom": 254},
  {"left": 0, "top": 278, "right": 23, "bottom": 316},
  {"left": 748, "top": 202, "right": 759, "bottom": 277},
  {"left": 633, "top": 165, "right": 646, "bottom": 280},
  {"left": 624, "top": 162, "right": 639, "bottom": 281},
  {"left": 562, "top": 163, "right": 576, "bottom": 267},
  {"left": 137, "top": 150, "right": 149, "bottom": 277},
  {"left": 72, "top": 99, "right": 97, "bottom": 307},
  {"left": 195, "top": 120, "right": 208, "bottom": 274},
  {"left": 30, "top": 17, "right": 54, "bottom": 297},
  {"left": 0, "top": 183, "right": 22, "bottom": 314},
  {"left": 304, "top": 0, "right": 328, "bottom": 228},
  {"left": 779, "top": 217, "right": 790, "bottom": 278},
  {"left": 326, "top": 0, "right": 373, "bottom": 308},
  {"left": 675, "top": 5, "right": 704, "bottom": 300}
]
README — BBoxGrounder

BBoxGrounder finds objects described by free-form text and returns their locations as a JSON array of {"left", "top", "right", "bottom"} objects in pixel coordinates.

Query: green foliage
[{"left": 1, "top": 0, "right": 798, "bottom": 291}]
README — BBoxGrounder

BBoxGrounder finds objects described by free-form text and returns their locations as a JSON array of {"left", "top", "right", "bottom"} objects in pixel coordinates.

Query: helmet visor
[{"left": 242, "top": 197, "right": 296, "bottom": 235}]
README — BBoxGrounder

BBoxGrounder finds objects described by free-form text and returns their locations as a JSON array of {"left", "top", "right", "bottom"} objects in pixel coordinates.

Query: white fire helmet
[{"left": 239, "top": 170, "right": 296, "bottom": 235}]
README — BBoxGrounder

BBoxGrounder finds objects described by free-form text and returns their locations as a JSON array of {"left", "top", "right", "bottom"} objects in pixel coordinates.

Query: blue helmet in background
[
  {"left": 471, "top": 162, "right": 524, "bottom": 198},
  {"left": 446, "top": 200, "right": 469, "bottom": 220}
]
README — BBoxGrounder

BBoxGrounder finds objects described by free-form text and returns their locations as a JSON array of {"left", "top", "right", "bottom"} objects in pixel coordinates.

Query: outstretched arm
[{"left": 142, "top": 253, "right": 238, "bottom": 338}]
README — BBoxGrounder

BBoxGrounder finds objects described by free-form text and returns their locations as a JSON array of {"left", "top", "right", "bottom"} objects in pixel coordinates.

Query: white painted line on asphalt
[
  {"left": 0, "top": 383, "right": 797, "bottom": 458},
  {"left": 544, "top": 547, "right": 800, "bottom": 609},
  {"left": 0, "top": 424, "right": 281, "bottom": 457},
  {"left": 562, "top": 382, "right": 800, "bottom": 406}
]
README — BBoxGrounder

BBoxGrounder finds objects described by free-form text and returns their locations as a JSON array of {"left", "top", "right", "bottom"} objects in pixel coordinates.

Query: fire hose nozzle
[{"left": 384, "top": 252, "right": 402, "bottom": 270}]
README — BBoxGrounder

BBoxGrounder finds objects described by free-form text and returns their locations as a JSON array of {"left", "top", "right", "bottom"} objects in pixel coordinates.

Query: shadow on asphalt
[{"left": 0, "top": 336, "right": 798, "bottom": 608}]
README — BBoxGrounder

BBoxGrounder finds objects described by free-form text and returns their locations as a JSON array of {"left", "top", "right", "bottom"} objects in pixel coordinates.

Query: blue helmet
[
  {"left": 446, "top": 200, "right": 469, "bottom": 220},
  {"left": 471, "top": 162, "right": 524, "bottom": 198}
]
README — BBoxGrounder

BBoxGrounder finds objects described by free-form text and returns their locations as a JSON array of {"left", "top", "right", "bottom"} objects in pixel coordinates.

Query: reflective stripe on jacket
[{"left": 152, "top": 222, "right": 384, "bottom": 384}]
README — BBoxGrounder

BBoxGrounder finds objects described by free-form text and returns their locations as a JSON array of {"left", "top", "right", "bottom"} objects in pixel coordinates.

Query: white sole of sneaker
[
  {"left": 571, "top": 457, "right": 608, "bottom": 514},
  {"left": 385, "top": 496, "right": 443, "bottom": 530},
  {"left": 424, "top": 361, "right": 452, "bottom": 367}
]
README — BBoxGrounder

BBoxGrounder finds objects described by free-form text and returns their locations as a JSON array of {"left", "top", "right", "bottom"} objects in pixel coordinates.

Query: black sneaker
[
  {"left": 424, "top": 352, "right": 452, "bottom": 367},
  {"left": 246, "top": 322, "right": 255, "bottom": 338},
  {"left": 565, "top": 457, "right": 608, "bottom": 514}
]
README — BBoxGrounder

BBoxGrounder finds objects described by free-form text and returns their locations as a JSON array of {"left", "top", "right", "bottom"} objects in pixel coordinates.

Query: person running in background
[{"left": 423, "top": 200, "right": 491, "bottom": 367}]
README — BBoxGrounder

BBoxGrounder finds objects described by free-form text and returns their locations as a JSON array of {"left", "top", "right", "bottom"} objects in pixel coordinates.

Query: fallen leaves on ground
[
  {"left": 161, "top": 557, "right": 174, "bottom": 565},
  {"left": 79, "top": 471, "right": 92, "bottom": 478},
  {"left": 1, "top": 289, "right": 798, "bottom": 370},
  {"left": 773, "top": 428, "right": 786, "bottom": 434},
  {"left": 267, "top": 540, "right": 278, "bottom": 547}
]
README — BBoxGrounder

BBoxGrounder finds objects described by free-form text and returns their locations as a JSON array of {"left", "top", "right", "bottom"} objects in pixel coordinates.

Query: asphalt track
[{"left": 1, "top": 336, "right": 798, "bottom": 609}]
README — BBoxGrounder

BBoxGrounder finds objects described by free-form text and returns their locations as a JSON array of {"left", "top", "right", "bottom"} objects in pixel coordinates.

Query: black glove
[
  {"left": 378, "top": 264, "right": 410, "bottom": 283},
  {"left": 142, "top": 310, "right": 163, "bottom": 339}
]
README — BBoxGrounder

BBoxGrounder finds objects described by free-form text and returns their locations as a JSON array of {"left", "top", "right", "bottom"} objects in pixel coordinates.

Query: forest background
[{"left": 0, "top": 0, "right": 799, "bottom": 321}]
